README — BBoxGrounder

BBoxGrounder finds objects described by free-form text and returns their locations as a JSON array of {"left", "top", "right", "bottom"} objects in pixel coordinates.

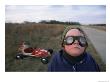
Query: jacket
[{"left": 48, "top": 50, "right": 100, "bottom": 72}]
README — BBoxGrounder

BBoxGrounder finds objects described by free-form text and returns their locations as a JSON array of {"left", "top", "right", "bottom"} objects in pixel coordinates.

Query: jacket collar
[{"left": 61, "top": 49, "right": 86, "bottom": 65}]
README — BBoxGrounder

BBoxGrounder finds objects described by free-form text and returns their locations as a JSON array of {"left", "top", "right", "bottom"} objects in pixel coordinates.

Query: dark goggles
[{"left": 63, "top": 36, "right": 87, "bottom": 47}]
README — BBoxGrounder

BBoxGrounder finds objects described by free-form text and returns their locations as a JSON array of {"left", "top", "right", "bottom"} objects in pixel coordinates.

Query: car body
[{"left": 16, "top": 41, "right": 53, "bottom": 64}]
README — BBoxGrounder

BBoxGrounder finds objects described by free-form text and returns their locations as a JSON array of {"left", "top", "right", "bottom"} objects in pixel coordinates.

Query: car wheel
[
  {"left": 41, "top": 58, "right": 48, "bottom": 64},
  {"left": 16, "top": 53, "right": 24, "bottom": 59}
]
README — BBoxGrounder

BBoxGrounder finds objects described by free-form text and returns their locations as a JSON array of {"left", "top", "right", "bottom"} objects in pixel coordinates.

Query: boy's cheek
[{"left": 64, "top": 45, "right": 85, "bottom": 56}]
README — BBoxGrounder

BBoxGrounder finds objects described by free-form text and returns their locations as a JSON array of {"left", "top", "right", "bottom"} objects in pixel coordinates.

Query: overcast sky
[{"left": 5, "top": 5, "right": 106, "bottom": 24}]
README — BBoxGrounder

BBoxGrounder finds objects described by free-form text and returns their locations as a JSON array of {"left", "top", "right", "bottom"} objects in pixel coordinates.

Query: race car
[{"left": 15, "top": 41, "right": 53, "bottom": 64}]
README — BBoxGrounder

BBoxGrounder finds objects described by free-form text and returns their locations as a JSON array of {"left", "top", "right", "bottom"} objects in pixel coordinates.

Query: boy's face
[{"left": 64, "top": 29, "right": 86, "bottom": 56}]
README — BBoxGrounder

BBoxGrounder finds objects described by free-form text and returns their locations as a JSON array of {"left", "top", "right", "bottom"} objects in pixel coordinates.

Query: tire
[
  {"left": 41, "top": 58, "right": 48, "bottom": 64},
  {"left": 15, "top": 53, "right": 24, "bottom": 59}
]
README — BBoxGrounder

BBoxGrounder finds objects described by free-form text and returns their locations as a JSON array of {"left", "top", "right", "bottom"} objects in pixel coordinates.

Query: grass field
[
  {"left": 5, "top": 23, "right": 105, "bottom": 72},
  {"left": 86, "top": 25, "right": 106, "bottom": 31}
]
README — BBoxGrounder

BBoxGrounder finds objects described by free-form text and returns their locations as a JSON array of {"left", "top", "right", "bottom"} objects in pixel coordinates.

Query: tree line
[{"left": 39, "top": 20, "right": 81, "bottom": 25}]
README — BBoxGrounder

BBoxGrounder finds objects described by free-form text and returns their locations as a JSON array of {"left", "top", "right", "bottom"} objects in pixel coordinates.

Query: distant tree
[
  {"left": 39, "top": 20, "right": 81, "bottom": 25},
  {"left": 24, "top": 21, "right": 30, "bottom": 24},
  {"left": 89, "top": 24, "right": 106, "bottom": 26},
  {"left": 23, "top": 21, "right": 37, "bottom": 24}
]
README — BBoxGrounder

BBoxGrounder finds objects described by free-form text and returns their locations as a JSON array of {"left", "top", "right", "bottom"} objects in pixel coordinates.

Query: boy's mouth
[{"left": 73, "top": 46, "right": 81, "bottom": 49}]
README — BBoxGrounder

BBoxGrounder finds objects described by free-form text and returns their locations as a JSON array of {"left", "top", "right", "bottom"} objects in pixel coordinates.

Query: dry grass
[
  {"left": 87, "top": 25, "right": 106, "bottom": 31},
  {"left": 5, "top": 23, "right": 64, "bottom": 71}
]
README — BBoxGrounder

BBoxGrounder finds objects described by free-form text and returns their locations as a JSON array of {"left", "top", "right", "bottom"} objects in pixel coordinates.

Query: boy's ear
[{"left": 61, "top": 43, "right": 64, "bottom": 47}]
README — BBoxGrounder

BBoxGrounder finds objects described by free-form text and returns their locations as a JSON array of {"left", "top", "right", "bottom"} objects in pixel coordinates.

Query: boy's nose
[{"left": 73, "top": 40, "right": 79, "bottom": 45}]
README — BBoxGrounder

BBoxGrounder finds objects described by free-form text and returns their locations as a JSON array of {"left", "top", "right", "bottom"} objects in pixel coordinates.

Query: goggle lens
[{"left": 64, "top": 36, "right": 87, "bottom": 47}]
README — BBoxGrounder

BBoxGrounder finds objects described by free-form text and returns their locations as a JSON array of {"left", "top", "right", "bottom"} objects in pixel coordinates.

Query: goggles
[{"left": 63, "top": 36, "right": 87, "bottom": 47}]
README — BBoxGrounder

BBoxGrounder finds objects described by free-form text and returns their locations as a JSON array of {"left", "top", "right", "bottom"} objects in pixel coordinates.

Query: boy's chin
[{"left": 69, "top": 51, "right": 83, "bottom": 57}]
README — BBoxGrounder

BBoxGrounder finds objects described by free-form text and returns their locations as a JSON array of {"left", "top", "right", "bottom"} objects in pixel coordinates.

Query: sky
[{"left": 5, "top": 5, "right": 106, "bottom": 24}]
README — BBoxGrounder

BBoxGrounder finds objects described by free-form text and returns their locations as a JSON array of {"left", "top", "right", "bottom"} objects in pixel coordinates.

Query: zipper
[
  {"left": 72, "top": 65, "right": 76, "bottom": 71},
  {"left": 72, "top": 60, "right": 84, "bottom": 71}
]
